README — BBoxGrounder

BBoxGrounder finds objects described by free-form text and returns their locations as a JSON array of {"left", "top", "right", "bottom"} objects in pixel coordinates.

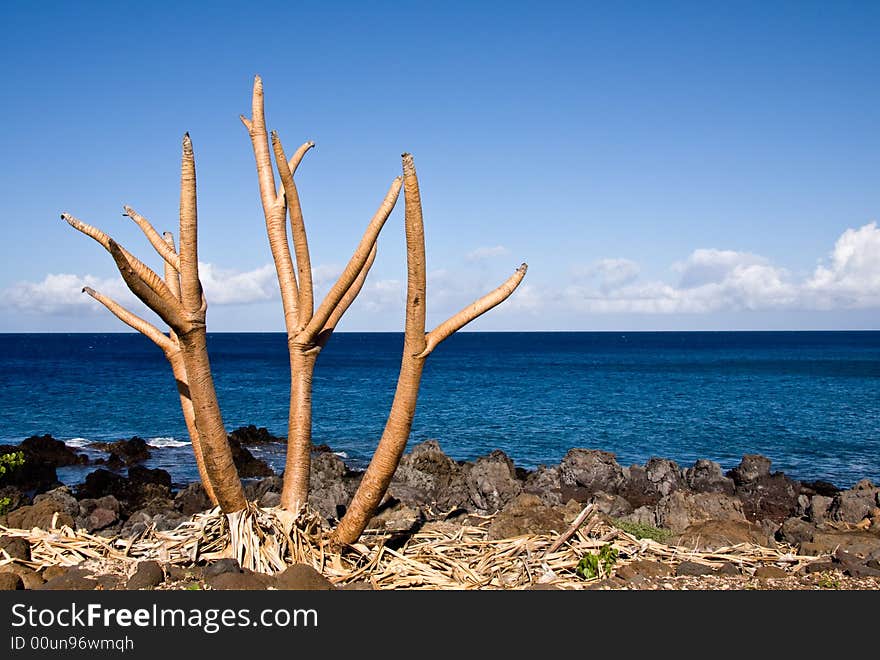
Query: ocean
[{"left": 0, "top": 331, "right": 878, "bottom": 488}]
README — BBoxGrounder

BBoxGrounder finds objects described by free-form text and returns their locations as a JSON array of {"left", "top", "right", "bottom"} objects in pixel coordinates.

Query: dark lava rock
[
  {"left": 832, "top": 548, "right": 880, "bottom": 578},
  {"left": 368, "top": 501, "right": 423, "bottom": 533},
  {"left": 309, "top": 452, "right": 358, "bottom": 520},
  {"left": 588, "top": 491, "right": 633, "bottom": 518},
  {"left": 728, "top": 454, "right": 772, "bottom": 485},
  {"left": 37, "top": 568, "right": 98, "bottom": 590},
  {"left": 800, "top": 530, "right": 880, "bottom": 558},
  {"left": 129, "top": 465, "right": 172, "bottom": 489},
  {"left": 754, "top": 566, "right": 789, "bottom": 579},
  {"left": 735, "top": 470, "right": 801, "bottom": 524},
  {"left": 76, "top": 469, "right": 130, "bottom": 502},
  {"left": 85, "top": 508, "right": 118, "bottom": 532},
  {"left": 175, "top": 483, "right": 213, "bottom": 515},
  {"left": 228, "top": 437, "right": 273, "bottom": 478},
  {"left": 229, "top": 425, "right": 282, "bottom": 445},
  {"left": 716, "top": 562, "right": 742, "bottom": 576},
  {"left": 656, "top": 491, "right": 746, "bottom": 533},
  {"left": 800, "top": 480, "right": 840, "bottom": 498},
  {"left": 126, "top": 561, "right": 165, "bottom": 589},
  {"left": 243, "top": 476, "right": 283, "bottom": 502},
  {"left": 559, "top": 449, "right": 625, "bottom": 495},
  {"left": 0, "top": 486, "right": 29, "bottom": 513},
  {"left": 203, "top": 559, "right": 241, "bottom": 579},
  {"left": 777, "top": 517, "right": 817, "bottom": 545},
  {"left": 487, "top": 493, "right": 565, "bottom": 540},
  {"left": 6, "top": 494, "right": 76, "bottom": 530},
  {"left": 89, "top": 437, "right": 151, "bottom": 466},
  {"left": 0, "top": 573, "right": 24, "bottom": 590},
  {"left": 615, "top": 560, "right": 673, "bottom": 581},
  {"left": 274, "top": 564, "right": 335, "bottom": 590},
  {"left": 522, "top": 465, "right": 564, "bottom": 506},
  {"left": 389, "top": 440, "right": 467, "bottom": 510},
  {"left": 829, "top": 479, "right": 880, "bottom": 524},
  {"left": 685, "top": 459, "right": 735, "bottom": 495},
  {"left": 675, "top": 561, "right": 715, "bottom": 577},
  {"left": 208, "top": 570, "right": 272, "bottom": 590},
  {"left": 0, "top": 435, "right": 87, "bottom": 492},
  {"left": 807, "top": 495, "right": 834, "bottom": 525},
  {"left": 463, "top": 450, "right": 522, "bottom": 513},
  {"left": 674, "top": 519, "right": 774, "bottom": 551},
  {"left": 2, "top": 564, "right": 43, "bottom": 589},
  {"left": 0, "top": 536, "right": 31, "bottom": 561}
]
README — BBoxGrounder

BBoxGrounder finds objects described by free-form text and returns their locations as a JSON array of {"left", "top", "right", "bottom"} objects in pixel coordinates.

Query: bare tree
[
  {"left": 240, "top": 76, "right": 401, "bottom": 511},
  {"left": 332, "top": 153, "right": 527, "bottom": 545},
  {"left": 62, "top": 135, "right": 246, "bottom": 513}
]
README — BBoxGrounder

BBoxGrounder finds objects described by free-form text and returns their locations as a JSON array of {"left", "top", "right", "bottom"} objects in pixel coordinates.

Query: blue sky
[{"left": 1, "top": 1, "right": 878, "bottom": 331}]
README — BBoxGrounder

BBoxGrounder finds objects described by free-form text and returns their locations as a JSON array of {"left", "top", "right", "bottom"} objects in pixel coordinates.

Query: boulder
[
  {"left": 174, "top": 483, "right": 213, "bottom": 516},
  {"left": 675, "top": 561, "right": 715, "bottom": 577},
  {"left": 684, "top": 459, "right": 735, "bottom": 495},
  {"left": 674, "top": 519, "right": 774, "bottom": 551},
  {"left": 126, "top": 561, "right": 164, "bottom": 590},
  {"left": 487, "top": 494, "right": 565, "bottom": 540},
  {"left": 89, "top": 437, "right": 151, "bottom": 466},
  {"left": 308, "top": 452, "right": 358, "bottom": 520},
  {"left": 735, "top": 473, "right": 801, "bottom": 523},
  {"left": 7, "top": 496, "right": 75, "bottom": 530},
  {"left": 0, "top": 486, "right": 29, "bottom": 513},
  {"left": 228, "top": 425, "right": 282, "bottom": 445},
  {"left": 620, "top": 506, "right": 658, "bottom": 527},
  {"left": 208, "top": 570, "right": 272, "bottom": 590},
  {"left": 656, "top": 491, "right": 745, "bottom": 533},
  {"left": 389, "top": 441, "right": 468, "bottom": 509},
  {"left": 462, "top": 450, "right": 522, "bottom": 513},
  {"left": 588, "top": 491, "right": 633, "bottom": 518},
  {"left": 85, "top": 508, "right": 118, "bottom": 532},
  {"left": 37, "top": 567, "right": 98, "bottom": 590},
  {"left": 368, "top": 502, "right": 422, "bottom": 533},
  {"left": 808, "top": 495, "right": 833, "bottom": 525},
  {"left": 800, "top": 530, "right": 880, "bottom": 558},
  {"left": 754, "top": 566, "right": 789, "bottom": 579},
  {"left": 274, "top": 564, "right": 335, "bottom": 590},
  {"left": 203, "top": 559, "right": 241, "bottom": 579},
  {"left": 615, "top": 560, "right": 673, "bottom": 581},
  {"left": 0, "top": 573, "right": 24, "bottom": 590},
  {"left": 228, "top": 437, "right": 273, "bottom": 478},
  {"left": 0, "top": 536, "right": 31, "bottom": 561},
  {"left": 243, "top": 476, "right": 283, "bottom": 502},
  {"left": 0, "top": 436, "right": 88, "bottom": 493},
  {"left": 0, "top": 564, "right": 43, "bottom": 589},
  {"left": 522, "top": 465, "right": 564, "bottom": 506},
  {"left": 728, "top": 454, "right": 772, "bottom": 485},
  {"left": 777, "top": 517, "right": 817, "bottom": 545},
  {"left": 559, "top": 449, "right": 625, "bottom": 495},
  {"left": 830, "top": 480, "right": 880, "bottom": 524}
]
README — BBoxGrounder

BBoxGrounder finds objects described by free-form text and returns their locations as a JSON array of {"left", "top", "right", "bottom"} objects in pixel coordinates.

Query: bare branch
[
  {"left": 419, "top": 263, "right": 528, "bottom": 357},
  {"left": 272, "top": 131, "right": 313, "bottom": 326},
  {"left": 83, "top": 287, "right": 174, "bottom": 352},
  {"left": 287, "top": 140, "right": 315, "bottom": 177},
  {"left": 301, "top": 176, "right": 402, "bottom": 341},
  {"left": 178, "top": 133, "right": 203, "bottom": 316},
  {"left": 62, "top": 213, "right": 183, "bottom": 318},
  {"left": 123, "top": 205, "right": 181, "bottom": 271},
  {"left": 320, "top": 241, "right": 377, "bottom": 341},
  {"left": 402, "top": 153, "right": 427, "bottom": 354},
  {"left": 162, "top": 232, "right": 182, "bottom": 301},
  {"left": 106, "top": 239, "right": 188, "bottom": 331}
]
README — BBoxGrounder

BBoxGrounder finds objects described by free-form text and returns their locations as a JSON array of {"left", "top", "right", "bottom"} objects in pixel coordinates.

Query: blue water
[{"left": 0, "top": 332, "right": 878, "bottom": 488}]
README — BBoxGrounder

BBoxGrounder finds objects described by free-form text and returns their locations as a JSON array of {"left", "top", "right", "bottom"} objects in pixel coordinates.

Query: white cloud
[
  {"left": 804, "top": 222, "right": 880, "bottom": 309},
  {"left": 561, "top": 223, "right": 879, "bottom": 315},
  {"left": 198, "top": 262, "right": 277, "bottom": 304},
  {"left": 466, "top": 245, "right": 509, "bottom": 261},
  {"left": 2, "top": 273, "right": 131, "bottom": 314}
]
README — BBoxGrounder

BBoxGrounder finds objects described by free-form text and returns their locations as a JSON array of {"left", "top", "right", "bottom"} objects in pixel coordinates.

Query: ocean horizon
[{"left": 1, "top": 330, "right": 877, "bottom": 489}]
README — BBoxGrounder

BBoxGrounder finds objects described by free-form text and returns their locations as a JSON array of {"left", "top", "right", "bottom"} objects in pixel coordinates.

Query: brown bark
[
  {"left": 332, "top": 153, "right": 527, "bottom": 545},
  {"left": 241, "top": 76, "right": 401, "bottom": 512}
]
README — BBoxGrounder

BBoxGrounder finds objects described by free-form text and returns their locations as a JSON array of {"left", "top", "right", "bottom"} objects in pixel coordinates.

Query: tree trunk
[
  {"left": 332, "top": 354, "right": 426, "bottom": 544},
  {"left": 167, "top": 349, "right": 218, "bottom": 506},
  {"left": 280, "top": 346, "right": 318, "bottom": 511},
  {"left": 177, "top": 329, "right": 246, "bottom": 512}
]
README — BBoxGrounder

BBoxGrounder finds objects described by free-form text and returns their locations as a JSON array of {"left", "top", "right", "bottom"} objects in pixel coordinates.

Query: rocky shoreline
[{"left": 1, "top": 427, "right": 879, "bottom": 590}]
